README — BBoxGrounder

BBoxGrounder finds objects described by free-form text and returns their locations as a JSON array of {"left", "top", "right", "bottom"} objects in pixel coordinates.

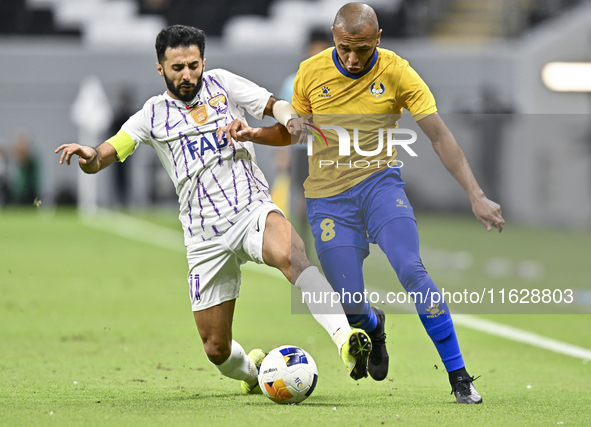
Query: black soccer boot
[
  {"left": 449, "top": 367, "right": 483, "bottom": 404},
  {"left": 367, "top": 306, "right": 389, "bottom": 381}
]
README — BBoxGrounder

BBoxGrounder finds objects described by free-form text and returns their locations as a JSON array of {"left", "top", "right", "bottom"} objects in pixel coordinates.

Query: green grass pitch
[{"left": 1, "top": 208, "right": 590, "bottom": 426}]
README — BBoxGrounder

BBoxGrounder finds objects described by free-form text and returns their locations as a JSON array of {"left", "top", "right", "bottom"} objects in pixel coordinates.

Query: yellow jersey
[{"left": 292, "top": 47, "right": 437, "bottom": 198}]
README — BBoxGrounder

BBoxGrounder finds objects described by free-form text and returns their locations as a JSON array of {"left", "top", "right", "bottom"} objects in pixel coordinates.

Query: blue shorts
[{"left": 306, "top": 168, "right": 416, "bottom": 257}]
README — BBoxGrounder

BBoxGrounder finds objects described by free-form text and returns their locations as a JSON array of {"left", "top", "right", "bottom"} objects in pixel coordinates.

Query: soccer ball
[{"left": 258, "top": 345, "right": 318, "bottom": 404}]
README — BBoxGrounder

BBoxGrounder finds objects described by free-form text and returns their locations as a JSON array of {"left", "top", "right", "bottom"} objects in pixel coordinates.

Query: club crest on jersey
[
  {"left": 369, "top": 78, "right": 385, "bottom": 98},
  {"left": 189, "top": 104, "right": 209, "bottom": 125},
  {"left": 208, "top": 94, "right": 228, "bottom": 114}
]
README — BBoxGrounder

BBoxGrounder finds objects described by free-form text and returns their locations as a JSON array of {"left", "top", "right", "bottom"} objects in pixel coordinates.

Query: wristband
[{"left": 272, "top": 100, "right": 297, "bottom": 128}]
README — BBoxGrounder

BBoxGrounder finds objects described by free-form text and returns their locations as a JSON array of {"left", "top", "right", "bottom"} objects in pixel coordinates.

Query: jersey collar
[{"left": 332, "top": 48, "right": 378, "bottom": 80}]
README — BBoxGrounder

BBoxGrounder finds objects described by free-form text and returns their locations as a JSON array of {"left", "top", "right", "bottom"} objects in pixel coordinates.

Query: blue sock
[
  {"left": 414, "top": 278, "right": 464, "bottom": 372},
  {"left": 346, "top": 311, "right": 378, "bottom": 332},
  {"left": 318, "top": 246, "right": 378, "bottom": 334},
  {"left": 375, "top": 218, "right": 465, "bottom": 372}
]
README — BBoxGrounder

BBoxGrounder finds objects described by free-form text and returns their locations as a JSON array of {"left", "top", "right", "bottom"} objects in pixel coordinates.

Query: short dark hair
[{"left": 155, "top": 25, "right": 206, "bottom": 63}]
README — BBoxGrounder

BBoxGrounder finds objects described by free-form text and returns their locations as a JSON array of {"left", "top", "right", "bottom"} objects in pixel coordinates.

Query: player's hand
[
  {"left": 287, "top": 117, "right": 312, "bottom": 145},
  {"left": 216, "top": 119, "right": 257, "bottom": 145},
  {"left": 286, "top": 117, "right": 308, "bottom": 145},
  {"left": 55, "top": 143, "right": 97, "bottom": 166},
  {"left": 472, "top": 196, "right": 505, "bottom": 232}
]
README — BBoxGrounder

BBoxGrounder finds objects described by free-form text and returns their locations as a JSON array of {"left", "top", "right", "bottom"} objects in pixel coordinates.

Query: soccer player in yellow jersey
[{"left": 220, "top": 3, "right": 504, "bottom": 403}]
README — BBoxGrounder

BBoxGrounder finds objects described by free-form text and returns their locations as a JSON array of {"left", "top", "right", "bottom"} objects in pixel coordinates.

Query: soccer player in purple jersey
[{"left": 55, "top": 25, "right": 373, "bottom": 393}]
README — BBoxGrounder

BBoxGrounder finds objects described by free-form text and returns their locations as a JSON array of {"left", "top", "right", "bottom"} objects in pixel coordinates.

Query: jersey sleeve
[
  {"left": 396, "top": 64, "right": 437, "bottom": 121},
  {"left": 292, "top": 66, "right": 312, "bottom": 115},
  {"left": 217, "top": 69, "right": 272, "bottom": 120},
  {"left": 108, "top": 99, "right": 153, "bottom": 161}
]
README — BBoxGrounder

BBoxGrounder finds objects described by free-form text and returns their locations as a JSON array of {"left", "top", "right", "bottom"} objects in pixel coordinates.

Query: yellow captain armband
[{"left": 105, "top": 130, "right": 135, "bottom": 162}]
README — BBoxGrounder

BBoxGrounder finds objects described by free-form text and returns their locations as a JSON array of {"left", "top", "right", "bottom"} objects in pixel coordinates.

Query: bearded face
[
  {"left": 158, "top": 45, "right": 205, "bottom": 103},
  {"left": 162, "top": 68, "right": 204, "bottom": 103}
]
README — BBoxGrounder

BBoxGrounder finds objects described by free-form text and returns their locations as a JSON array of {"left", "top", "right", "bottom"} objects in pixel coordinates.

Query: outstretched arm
[
  {"left": 55, "top": 141, "right": 118, "bottom": 174},
  {"left": 217, "top": 119, "right": 292, "bottom": 147},
  {"left": 216, "top": 95, "right": 306, "bottom": 146},
  {"left": 417, "top": 112, "right": 505, "bottom": 232},
  {"left": 264, "top": 96, "right": 306, "bottom": 143}
]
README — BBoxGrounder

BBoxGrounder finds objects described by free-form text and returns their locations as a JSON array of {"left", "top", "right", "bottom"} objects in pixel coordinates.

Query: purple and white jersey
[{"left": 121, "top": 69, "right": 273, "bottom": 245}]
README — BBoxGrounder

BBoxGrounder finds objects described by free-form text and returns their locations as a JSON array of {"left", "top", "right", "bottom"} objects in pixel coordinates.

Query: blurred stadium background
[{"left": 0, "top": 0, "right": 590, "bottom": 226}]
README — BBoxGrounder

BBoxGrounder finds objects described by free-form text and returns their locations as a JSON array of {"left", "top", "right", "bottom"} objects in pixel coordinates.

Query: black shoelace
[{"left": 451, "top": 375, "right": 481, "bottom": 396}]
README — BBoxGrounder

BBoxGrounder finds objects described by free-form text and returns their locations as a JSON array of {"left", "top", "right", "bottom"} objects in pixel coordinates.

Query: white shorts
[{"left": 186, "top": 201, "right": 283, "bottom": 312}]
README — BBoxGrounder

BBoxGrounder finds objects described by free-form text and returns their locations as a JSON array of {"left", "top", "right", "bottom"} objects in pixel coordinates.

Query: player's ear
[
  {"left": 156, "top": 62, "right": 164, "bottom": 77},
  {"left": 376, "top": 29, "right": 382, "bottom": 47}
]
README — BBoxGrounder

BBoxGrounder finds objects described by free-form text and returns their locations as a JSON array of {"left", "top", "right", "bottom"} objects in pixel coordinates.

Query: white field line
[
  {"left": 80, "top": 209, "right": 284, "bottom": 279},
  {"left": 452, "top": 314, "right": 591, "bottom": 361},
  {"left": 81, "top": 209, "right": 591, "bottom": 361},
  {"left": 81, "top": 209, "right": 185, "bottom": 253}
]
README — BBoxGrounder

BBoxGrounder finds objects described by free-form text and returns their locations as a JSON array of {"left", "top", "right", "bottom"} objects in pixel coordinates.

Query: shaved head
[{"left": 333, "top": 2, "right": 379, "bottom": 37}]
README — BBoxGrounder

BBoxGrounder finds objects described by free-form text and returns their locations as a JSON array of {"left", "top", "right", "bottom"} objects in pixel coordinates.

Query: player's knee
[
  {"left": 203, "top": 338, "right": 232, "bottom": 365},
  {"left": 270, "top": 245, "right": 292, "bottom": 277},
  {"left": 280, "top": 246, "right": 292, "bottom": 269},
  {"left": 395, "top": 259, "right": 428, "bottom": 292},
  {"left": 278, "top": 244, "right": 310, "bottom": 269}
]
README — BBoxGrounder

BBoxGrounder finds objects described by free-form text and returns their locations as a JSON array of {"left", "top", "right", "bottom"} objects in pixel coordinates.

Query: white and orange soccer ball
[{"left": 258, "top": 345, "right": 318, "bottom": 404}]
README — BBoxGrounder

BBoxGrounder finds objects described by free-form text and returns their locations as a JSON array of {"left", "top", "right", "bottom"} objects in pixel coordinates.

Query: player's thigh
[
  {"left": 260, "top": 211, "right": 291, "bottom": 264},
  {"left": 236, "top": 202, "right": 289, "bottom": 265},
  {"left": 263, "top": 213, "right": 294, "bottom": 261},
  {"left": 261, "top": 211, "right": 309, "bottom": 267},
  {"left": 306, "top": 195, "right": 369, "bottom": 258},
  {"left": 374, "top": 217, "right": 428, "bottom": 290},
  {"left": 238, "top": 202, "right": 308, "bottom": 281},
  {"left": 361, "top": 168, "right": 416, "bottom": 241}
]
